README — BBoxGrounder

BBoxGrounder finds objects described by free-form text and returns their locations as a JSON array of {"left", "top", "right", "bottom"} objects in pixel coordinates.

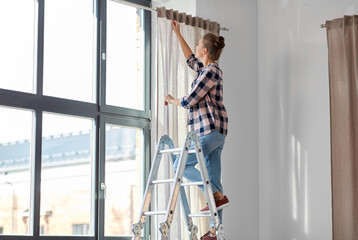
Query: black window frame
[{"left": 0, "top": 0, "right": 152, "bottom": 239}]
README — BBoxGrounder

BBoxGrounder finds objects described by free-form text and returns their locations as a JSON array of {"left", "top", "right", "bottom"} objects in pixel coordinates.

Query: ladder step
[
  {"left": 159, "top": 148, "right": 196, "bottom": 154},
  {"left": 151, "top": 179, "right": 175, "bottom": 184},
  {"left": 188, "top": 213, "right": 211, "bottom": 218},
  {"left": 181, "top": 181, "right": 204, "bottom": 186},
  {"left": 151, "top": 180, "right": 203, "bottom": 186},
  {"left": 143, "top": 211, "right": 167, "bottom": 216}
]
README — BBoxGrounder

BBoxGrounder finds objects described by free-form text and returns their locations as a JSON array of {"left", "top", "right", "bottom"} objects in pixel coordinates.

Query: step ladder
[{"left": 131, "top": 131, "right": 225, "bottom": 240}]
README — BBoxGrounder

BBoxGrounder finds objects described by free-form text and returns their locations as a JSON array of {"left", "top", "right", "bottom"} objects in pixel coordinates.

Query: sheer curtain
[
  {"left": 152, "top": 7, "right": 220, "bottom": 239},
  {"left": 326, "top": 15, "right": 358, "bottom": 240}
]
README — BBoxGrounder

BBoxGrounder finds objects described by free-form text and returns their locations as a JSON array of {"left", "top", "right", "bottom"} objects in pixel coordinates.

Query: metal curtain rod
[
  {"left": 321, "top": 24, "right": 326, "bottom": 28},
  {"left": 110, "top": 0, "right": 230, "bottom": 31}
]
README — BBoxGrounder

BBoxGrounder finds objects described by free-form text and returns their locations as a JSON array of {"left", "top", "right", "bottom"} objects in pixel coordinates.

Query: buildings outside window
[
  {"left": 73, "top": 224, "right": 90, "bottom": 235},
  {"left": 0, "top": 126, "right": 140, "bottom": 235}
]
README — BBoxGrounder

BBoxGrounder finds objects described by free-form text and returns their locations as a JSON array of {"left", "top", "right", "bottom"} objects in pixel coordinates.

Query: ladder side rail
[
  {"left": 136, "top": 135, "right": 174, "bottom": 225},
  {"left": 179, "top": 185, "right": 194, "bottom": 231},
  {"left": 165, "top": 138, "right": 194, "bottom": 233},
  {"left": 163, "top": 149, "right": 188, "bottom": 226},
  {"left": 132, "top": 137, "right": 167, "bottom": 240},
  {"left": 172, "top": 133, "right": 198, "bottom": 239},
  {"left": 161, "top": 133, "right": 191, "bottom": 230},
  {"left": 166, "top": 134, "right": 194, "bottom": 232},
  {"left": 179, "top": 185, "right": 199, "bottom": 240},
  {"left": 190, "top": 132, "right": 221, "bottom": 228}
]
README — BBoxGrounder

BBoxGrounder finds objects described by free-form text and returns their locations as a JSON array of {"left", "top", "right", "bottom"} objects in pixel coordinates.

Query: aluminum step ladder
[{"left": 131, "top": 131, "right": 225, "bottom": 240}]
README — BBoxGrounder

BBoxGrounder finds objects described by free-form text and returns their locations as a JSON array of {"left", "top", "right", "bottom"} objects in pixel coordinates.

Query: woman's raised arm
[{"left": 172, "top": 20, "right": 193, "bottom": 59}]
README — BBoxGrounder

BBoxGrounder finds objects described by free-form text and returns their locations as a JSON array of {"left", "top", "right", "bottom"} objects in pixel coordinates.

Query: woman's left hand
[{"left": 165, "top": 94, "right": 174, "bottom": 104}]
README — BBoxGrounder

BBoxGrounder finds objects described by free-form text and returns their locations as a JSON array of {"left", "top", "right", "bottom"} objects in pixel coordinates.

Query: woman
[{"left": 165, "top": 20, "right": 229, "bottom": 240}]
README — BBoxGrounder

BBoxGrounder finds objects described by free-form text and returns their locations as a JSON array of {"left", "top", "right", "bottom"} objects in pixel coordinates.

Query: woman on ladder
[{"left": 165, "top": 20, "right": 229, "bottom": 240}]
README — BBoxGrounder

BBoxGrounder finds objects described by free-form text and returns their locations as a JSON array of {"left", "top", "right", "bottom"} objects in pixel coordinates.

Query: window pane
[
  {"left": 43, "top": 0, "right": 96, "bottom": 102},
  {"left": 0, "top": 0, "right": 35, "bottom": 93},
  {"left": 72, "top": 223, "right": 89, "bottom": 235},
  {"left": 106, "top": 1, "right": 144, "bottom": 110},
  {"left": 105, "top": 125, "right": 142, "bottom": 236},
  {"left": 40, "top": 113, "right": 94, "bottom": 235},
  {"left": 0, "top": 106, "right": 33, "bottom": 235}
]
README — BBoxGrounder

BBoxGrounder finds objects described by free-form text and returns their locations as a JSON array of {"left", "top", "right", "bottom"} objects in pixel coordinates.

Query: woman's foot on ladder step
[{"left": 200, "top": 195, "right": 230, "bottom": 213}]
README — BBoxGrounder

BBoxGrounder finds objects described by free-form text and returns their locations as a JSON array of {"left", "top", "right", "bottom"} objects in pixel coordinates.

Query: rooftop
[{"left": 0, "top": 128, "right": 137, "bottom": 172}]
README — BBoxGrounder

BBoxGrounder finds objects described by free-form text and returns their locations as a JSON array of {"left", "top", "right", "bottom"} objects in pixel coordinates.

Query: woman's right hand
[
  {"left": 171, "top": 20, "right": 181, "bottom": 35},
  {"left": 171, "top": 20, "right": 193, "bottom": 59}
]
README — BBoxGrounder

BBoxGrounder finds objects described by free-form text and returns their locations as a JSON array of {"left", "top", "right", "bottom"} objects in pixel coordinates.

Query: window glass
[
  {"left": 40, "top": 113, "right": 94, "bottom": 235},
  {"left": 72, "top": 223, "right": 89, "bottom": 235},
  {"left": 106, "top": 1, "right": 144, "bottom": 110},
  {"left": 0, "top": 106, "right": 33, "bottom": 235},
  {"left": 0, "top": 0, "right": 36, "bottom": 93},
  {"left": 104, "top": 124, "right": 142, "bottom": 236},
  {"left": 43, "top": 0, "right": 97, "bottom": 102}
]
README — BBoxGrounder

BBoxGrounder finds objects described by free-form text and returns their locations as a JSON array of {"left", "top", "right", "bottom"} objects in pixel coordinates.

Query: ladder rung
[
  {"left": 143, "top": 211, "right": 167, "bottom": 216},
  {"left": 181, "top": 181, "right": 203, "bottom": 186},
  {"left": 188, "top": 213, "right": 211, "bottom": 217},
  {"left": 159, "top": 148, "right": 196, "bottom": 154},
  {"left": 151, "top": 179, "right": 175, "bottom": 184}
]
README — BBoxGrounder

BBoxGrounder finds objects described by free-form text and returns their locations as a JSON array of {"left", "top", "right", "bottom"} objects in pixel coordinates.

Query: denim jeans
[{"left": 172, "top": 130, "right": 226, "bottom": 227}]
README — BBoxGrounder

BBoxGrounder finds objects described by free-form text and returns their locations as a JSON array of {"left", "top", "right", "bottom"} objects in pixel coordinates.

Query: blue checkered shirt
[{"left": 180, "top": 54, "right": 228, "bottom": 136}]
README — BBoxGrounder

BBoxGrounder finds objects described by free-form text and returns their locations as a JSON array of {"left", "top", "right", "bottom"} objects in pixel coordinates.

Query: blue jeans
[{"left": 172, "top": 130, "right": 226, "bottom": 227}]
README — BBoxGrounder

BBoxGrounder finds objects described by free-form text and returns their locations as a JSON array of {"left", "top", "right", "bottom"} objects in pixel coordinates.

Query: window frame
[
  {"left": 99, "top": 0, "right": 151, "bottom": 119},
  {"left": 98, "top": 115, "right": 150, "bottom": 240},
  {"left": 0, "top": 0, "right": 152, "bottom": 239}
]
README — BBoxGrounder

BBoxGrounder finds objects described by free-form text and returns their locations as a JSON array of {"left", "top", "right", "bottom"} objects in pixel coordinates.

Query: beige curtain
[
  {"left": 326, "top": 15, "right": 358, "bottom": 240},
  {"left": 152, "top": 7, "right": 220, "bottom": 240}
]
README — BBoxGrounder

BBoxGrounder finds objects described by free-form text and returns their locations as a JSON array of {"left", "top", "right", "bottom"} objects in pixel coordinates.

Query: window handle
[{"left": 100, "top": 182, "right": 106, "bottom": 198}]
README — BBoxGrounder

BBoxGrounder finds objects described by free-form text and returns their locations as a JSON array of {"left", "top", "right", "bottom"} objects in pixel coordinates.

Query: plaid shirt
[{"left": 180, "top": 54, "right": 228, "bottom": 136}]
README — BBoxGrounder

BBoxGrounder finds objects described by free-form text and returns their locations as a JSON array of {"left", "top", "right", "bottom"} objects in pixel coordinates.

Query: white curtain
[{"left": 151, "top": 7, "right": 220, "bottom": 240}]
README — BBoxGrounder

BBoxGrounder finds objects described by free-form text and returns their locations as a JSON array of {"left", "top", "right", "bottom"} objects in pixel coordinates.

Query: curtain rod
[
  {"left": 321, "top": 24, "right": 326, "bottom": 28},
  {"left": 110, "top": 0, "right": 229, "bottom": 31}
]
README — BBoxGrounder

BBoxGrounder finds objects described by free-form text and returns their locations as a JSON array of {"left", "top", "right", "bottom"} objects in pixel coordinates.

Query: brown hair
[{"left": 202, "top": 33, "right": 225, "bottom": 61}]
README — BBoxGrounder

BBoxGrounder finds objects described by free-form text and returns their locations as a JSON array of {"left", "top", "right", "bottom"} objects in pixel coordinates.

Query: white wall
[
  {"left": 152, "top": 0, "right": 358, "bottom": 239},
  {"left": 258, "top": 0, "right": 358, "bottom": 240},
  {"left": 196, "top": 1, "right": 259, "bottom": 239}
]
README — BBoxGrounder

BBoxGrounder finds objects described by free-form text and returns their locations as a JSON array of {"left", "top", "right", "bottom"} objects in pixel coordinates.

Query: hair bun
[
  {"left": 214, "top": 36, "right": 225, "bottom": 49},
  {"left": 202, "top": 33, "right": 225, "bottom": 61}
]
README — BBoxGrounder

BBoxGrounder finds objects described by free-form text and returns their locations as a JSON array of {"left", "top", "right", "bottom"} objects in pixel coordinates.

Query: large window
[{"left": 0, "top": 0, "right": 151, "bottom": 240}]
